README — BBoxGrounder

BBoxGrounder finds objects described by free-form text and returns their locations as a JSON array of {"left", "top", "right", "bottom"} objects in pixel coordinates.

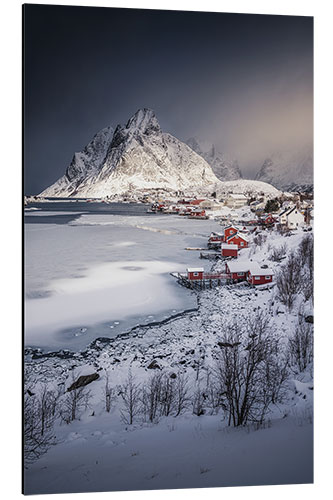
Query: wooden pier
[{"left": 170, "top": 272, "right": 232, "bottom": 290}]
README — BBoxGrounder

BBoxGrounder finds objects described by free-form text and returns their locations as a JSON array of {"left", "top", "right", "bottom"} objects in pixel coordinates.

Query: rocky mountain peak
[{"left": 125, "top": 108, "right": 161, "bottom": 136}]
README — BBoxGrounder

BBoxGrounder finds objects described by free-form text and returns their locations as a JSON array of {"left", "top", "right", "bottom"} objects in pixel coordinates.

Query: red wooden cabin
[
  {"left": 209, "top": 232, "right": 224, "bottom": 243},
  {"left": 226, "top": 232, "right": 249, "bottom": 248},
  {"left": 224, "top": 225, "right": 239, "bottom": 240},
  {"left": 261, "top": 213, "right": 277, "bottom": 225},
  {"left": 191, "top": 209, "right": 207, "bottom": 217},
  {"left": 188, "top": 199, "right": 206, "bottom": 206},
  {"left": 221, "top": 243, "right": 238, "bottom": 257},
  {"left": 187, "top": 268, "right": 204, "bottom": 280},
  {"left": 247, "top": 263, "right": 273, "bottom": 285},
  {"left": 225, "top": 261, "right": 249, "bottom": 282}
]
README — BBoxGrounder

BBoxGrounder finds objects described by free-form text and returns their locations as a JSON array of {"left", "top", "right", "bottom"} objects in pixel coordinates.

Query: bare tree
[
  {"left": 204, "top": 369, "right": 220, "bottom": 416},
  {"left": 298, "top": 235, "right": 314, "bottom": 304},
  {"left": 159, "top": 374, "right": 176, "bottom": 417},
  {"left": 253, "top": 233, "right": 267, "bottom": 248},
  {"left": 59, "top": 372, "right": 91, "bottom": 424},
  {"left": 104, "top": 371, "right": 116, "bottom": 413},
  {"left": 276, "top": 251, "right": 302, "bottom": 311},
  {"left": 289, "top": 314, "right": 314, "bottom": 372},
  {"left": 24, "top": 387, "right": 57, "bottom": 464},
  {"left": 214, "top": 312, "right": 285, "bottom": 426},
  {"left": 269, "top": 244, "right": 287, "bottom": 262},
  {"left": 174, "top": 372, "right": 190, "bottom": 416},
  {"left": 142, "top": 372, "right": 163, "bottom": 423},
  {"left": 119, "top": 369, "right": 142, "bottom": 425},
  {"left": 37, "top": 384, "right": 58, "bottom": 436},
  {"left": 192, "top": 383, "right": 205, "bottom": 416}
]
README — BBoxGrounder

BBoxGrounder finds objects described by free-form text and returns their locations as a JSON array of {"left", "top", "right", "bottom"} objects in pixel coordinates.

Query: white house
[
  {"left": 279, "top": 206, "right": 305, "bottom": 229},
  {"left": 225, "top": 193, "right": 248, "bottom": 208}
]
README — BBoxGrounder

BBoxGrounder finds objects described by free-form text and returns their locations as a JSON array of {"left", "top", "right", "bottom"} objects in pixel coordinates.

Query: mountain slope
[
  {"left": 255, "top": 148, "right": 313, "bottom": 191},
  {"left": 186, "top": 138, "right": 242, "bottom": 181},
  {"left": 41, "top": 126, "right": 114, "bottom": 197},
  {"left": 40, "top": 109, "right": 220, "bottom": 198}
]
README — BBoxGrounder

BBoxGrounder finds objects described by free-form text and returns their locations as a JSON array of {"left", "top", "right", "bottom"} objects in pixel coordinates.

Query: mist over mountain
[
  {"left": 186, "top": 138, "right": 242, "bottom": 182},
  {"left": 254, "top": 147, "right": 313, "bottom": 191}
]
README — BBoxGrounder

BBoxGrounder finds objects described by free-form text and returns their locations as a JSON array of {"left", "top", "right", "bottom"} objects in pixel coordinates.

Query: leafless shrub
[
  {"left": 59, "top": 372, "right": 91, "bottom": 424},
  {"left": 192, "top": 383, "right": 205, "bottom": 416},
  {"left": 298, "top": 235, "right": 314, "bottom": 303},
  {"left": 253, "top": 233, "right": 267, "bottom": 248},
  {"left": 289, "top": 314, "right": 314, "bottom": 372},
  {"left": 276, "top": 251, "right": 302, "bottom": 311},
  {"left": 104, "top": 371, "right": 116, "bottom": 413},
  {"left": 142, "top": 372, "right": 163, "bottom": 423},
  {"left": 269, "top": 244, "right": 287, "bottom": 262},
  {"left": 214, "top": 311, "right": 287, "bottom": 426},
  {"left": 119, "top": 369, "right": 142, "bottom": 425},
  {"left": 159, "top": 374, "right": 176, "bottom": 417},
  {"left": 24, "top": 385, "right": 57, "bottom": 464},
  {"left": 174, "top": 372, "right": 191, "bottom": 416}
]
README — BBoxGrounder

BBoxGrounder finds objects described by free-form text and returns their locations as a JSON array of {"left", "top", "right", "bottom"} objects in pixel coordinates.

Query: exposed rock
[
  {"left": 67, "top": 373, "right": 100, "bottom": 392},
  {"left": 147, "top": 360, "right": 160, "bottom": 370}
]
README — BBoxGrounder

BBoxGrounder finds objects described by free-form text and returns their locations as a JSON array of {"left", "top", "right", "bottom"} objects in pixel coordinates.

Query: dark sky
[{"left": 23, "top": 4, "right": 313, "bottom": 194}]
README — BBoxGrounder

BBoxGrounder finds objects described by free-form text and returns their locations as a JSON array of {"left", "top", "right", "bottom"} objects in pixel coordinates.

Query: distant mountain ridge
[
  {"left": 40, "top": 109, "right": 220, "bottom": 198},
  {"left": 186, "top": 138, "right": 243, "bottom": 182},
  {"left": 255, "top": 148, "right": 313, "bottom": 191}
]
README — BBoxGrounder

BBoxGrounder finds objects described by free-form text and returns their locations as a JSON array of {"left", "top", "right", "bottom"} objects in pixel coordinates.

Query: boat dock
[{"left": 170, "top": 271, "right": 231, "bottom": 290}]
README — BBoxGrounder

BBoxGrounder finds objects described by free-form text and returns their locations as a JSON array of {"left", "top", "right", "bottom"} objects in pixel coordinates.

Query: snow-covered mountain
[
  {"left": 255, "top": 148, "right": 313, "bottom": 192},
  {"left": 186, "top": 137, "right": 242, "bottom": 181},
  {"left": 40, "top": 109, "right": 220, "bottom": 198}
]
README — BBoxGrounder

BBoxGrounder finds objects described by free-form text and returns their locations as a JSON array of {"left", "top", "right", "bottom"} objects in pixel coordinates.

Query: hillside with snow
[
  {"left": 24, "top": 210, "right": 313, "bottom": 493},
  {"left": 215, "top": 179, "right": 281, "bottom": 198},
  {"left": 40, "top": 109, "right": 220, "bottom": 198}
]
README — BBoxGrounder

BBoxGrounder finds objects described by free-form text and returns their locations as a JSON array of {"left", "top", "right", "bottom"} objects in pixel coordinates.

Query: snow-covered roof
[
  {"left": 221, "top": 243, "right": 238, "bottom": 250},
  {"left": 227, "top": 193, "right": 248, "bottom": 200},
  {"left": 187, "top": 268, "right": 204, "bottom": 273},
  {"left": 286, "top": 206, "right": 296, "bottom": 216},
  {"left": 226, "top": 232, "right": 249, "bottom": 242},
  {"left": 210, "top": 232, "right": 224, "bottom": 237},
  {"left": 226, "top": 261, "right": 250, "bottom": 273},
  {"left": 224, "top": 224, "right": 239, "bottom": 230},
  {"left": 248, "top": 263, "right": 274, "bottom": 276}
]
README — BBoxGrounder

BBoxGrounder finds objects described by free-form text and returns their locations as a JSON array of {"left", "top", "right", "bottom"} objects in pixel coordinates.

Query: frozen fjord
[{"left": 24, "top": 204, "right": 220, "bottom": 350}]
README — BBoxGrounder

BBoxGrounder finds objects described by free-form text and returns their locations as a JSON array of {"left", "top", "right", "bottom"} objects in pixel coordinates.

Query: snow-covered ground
[
  {"left": 24, "top": 203, "right": 313, "bottom": 494},
  {"left": 24, "top": 411, "right": 312, "bottom": 494}
]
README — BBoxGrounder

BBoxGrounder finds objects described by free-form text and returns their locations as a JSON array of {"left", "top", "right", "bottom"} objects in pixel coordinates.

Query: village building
[
  {"left": 225, "top": 261, "right": 274, "bottom": 285},
  {"left": 279, "top": 206, "right": 305, "bottom": 229},
  {"left": 225, "top": 232, "right": 249, "bottom": 248},
  {"left": 285, "top": 206, "right": 305, "bottom": 229},
  {"left": 221, "top": 243, "right": 238, "bottom": 258},
  {"left": 225, "top": 261, "right": 250, "bottom": 281},
  {"left": 225, "top": 193, "right": 248, "bottom": 208},
  {"left": 224, "top": 224, "right": 240, "bottom": 240},
  {"left": 258, "top": 213, "right": 276, "bottom": 225},
  {"left": 187, "top": 268, "right": 204, "bottom": 280},
  {"left": 247, "top": 263, "right": 274, "bottom": 285},
  {"left": 188, "top": 208, "right": 208, "bottom": 219},
  {"left": 278, "top": 207, "right": 289, "bottom": 225},
  {"left": 199, "top": 200, "right": 222, "bottom": 211},
  {"left": 209, "top": 231, "right": 224, "bottom": 243}
]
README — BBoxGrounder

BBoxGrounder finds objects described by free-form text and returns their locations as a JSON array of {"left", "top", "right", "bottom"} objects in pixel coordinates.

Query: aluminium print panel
[{"left": 23, "top": 4, "right": 313, "bottom": 494}]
